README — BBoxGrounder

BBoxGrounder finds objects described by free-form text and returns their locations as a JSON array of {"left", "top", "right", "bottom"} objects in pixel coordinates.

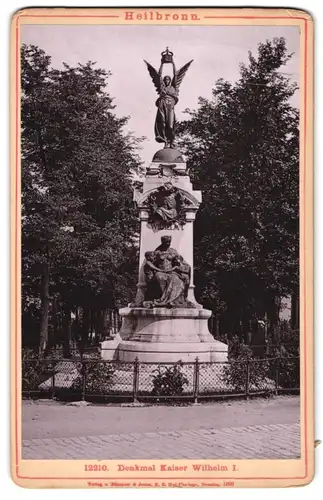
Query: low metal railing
[{"left": 22, "top": 354, "right": 300, "bottom": 403}]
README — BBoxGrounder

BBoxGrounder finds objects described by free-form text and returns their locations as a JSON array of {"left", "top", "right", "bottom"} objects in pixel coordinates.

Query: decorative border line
[{"left": 14, "top": 11, "right": 309, "bottom": 483}]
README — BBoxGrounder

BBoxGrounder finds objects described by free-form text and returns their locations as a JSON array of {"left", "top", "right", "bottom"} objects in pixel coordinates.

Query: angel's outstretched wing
[
  {"left": 173, "top": 60, "right": 194, "bottom": 90},
  {"left": 144, "top": 61, "right": 161, "bottom": 94}
]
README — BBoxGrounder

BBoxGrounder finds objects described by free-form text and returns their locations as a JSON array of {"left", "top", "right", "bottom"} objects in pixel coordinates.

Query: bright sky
[{"left": 21, "top": 24, "right": 300, "bottom": 166}]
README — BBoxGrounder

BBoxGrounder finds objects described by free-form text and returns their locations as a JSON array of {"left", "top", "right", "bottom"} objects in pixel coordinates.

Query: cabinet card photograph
[{"left": 10, "top": 7, "right": 314, "bottom": 488}]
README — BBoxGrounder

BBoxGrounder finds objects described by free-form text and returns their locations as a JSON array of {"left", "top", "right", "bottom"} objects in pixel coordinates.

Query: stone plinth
[
  {"left": 110, "top": 307, "right": 228, "bottom": 363},
  {"left": 152, "top": 148, "right": 184, "bottom": 163}
]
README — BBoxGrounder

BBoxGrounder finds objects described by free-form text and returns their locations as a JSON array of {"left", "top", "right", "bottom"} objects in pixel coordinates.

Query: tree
[
  {"left": 177, "top": 38, "right": 299, "bottom": 339},
  {"left": 21, "top": 44, "right": 142, "bottom": 353}
]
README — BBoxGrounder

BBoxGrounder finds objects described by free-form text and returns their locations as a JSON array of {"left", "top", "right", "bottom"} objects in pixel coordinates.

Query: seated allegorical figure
[{"left": 141, "top": 236, "right": 194, "bottom": 308}]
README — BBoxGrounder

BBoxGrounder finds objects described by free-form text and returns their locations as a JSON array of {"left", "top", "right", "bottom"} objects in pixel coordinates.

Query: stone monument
[{"left": 101, "top": 48, "right": 228, "bottom": 363}]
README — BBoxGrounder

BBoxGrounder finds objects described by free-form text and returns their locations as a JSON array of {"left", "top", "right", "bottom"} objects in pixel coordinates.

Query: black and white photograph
[{"left": 12, "top": 7, "right": 314, "bottom": 488}]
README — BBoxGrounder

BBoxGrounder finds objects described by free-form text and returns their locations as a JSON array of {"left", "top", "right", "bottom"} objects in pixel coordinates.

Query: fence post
[
  {"left": 275, "top": 357, "right": 280, "bottom": 396},
  {"left": 81, "top": 360, "right": 86, "bottom": 402},
  {"left": 51, "top": 365, "right": 56, "bottom": 400},
  {"left": 193, "top": 357, "right": 199, "bottom": 404},
  {"left": 133, "top": 357, "right": 139, "bottom": 403},
  {"left": 245, "top": 358, "right": 250, "bottom": 400}
]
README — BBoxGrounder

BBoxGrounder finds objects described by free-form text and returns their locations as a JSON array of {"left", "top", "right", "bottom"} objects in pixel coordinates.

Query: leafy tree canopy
[
  {"left": 177, "top": 38, "right": 299, "bottom": 334},
  {"left": 22, "top": 44, "right": 143, "bottom": 350}
]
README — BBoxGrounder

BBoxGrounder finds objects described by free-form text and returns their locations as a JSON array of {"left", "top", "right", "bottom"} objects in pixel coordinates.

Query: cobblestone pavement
[
  {"left": 23, "top": 422, "right": 300, "bottom": 460},
  {"left": 22, "top": 396, "right": 300, "bottom": 460}
]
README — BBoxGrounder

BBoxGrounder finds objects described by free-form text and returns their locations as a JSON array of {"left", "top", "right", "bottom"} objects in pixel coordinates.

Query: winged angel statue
[{"left": 144, "top": 48, "right": 193, "bottom": 148}]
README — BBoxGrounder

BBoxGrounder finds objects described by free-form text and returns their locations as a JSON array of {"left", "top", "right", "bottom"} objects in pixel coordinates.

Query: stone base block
[
  {"left": 115, "top": 340, "right": 227, "bottom": 363},
  {"left": 109, "top": 307, "right": 228, "bottom": 363},
  {"left": 100, "top": 334, "right": 122, "bottom": 361}
]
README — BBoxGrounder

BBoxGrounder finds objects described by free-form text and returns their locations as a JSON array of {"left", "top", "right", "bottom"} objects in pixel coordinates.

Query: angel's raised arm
[
  {"left": 158, "top": 62, "right": 163, "bottom": 76},
  {"left": 171, "top": 61, "right": 177, "bottom": 88}
]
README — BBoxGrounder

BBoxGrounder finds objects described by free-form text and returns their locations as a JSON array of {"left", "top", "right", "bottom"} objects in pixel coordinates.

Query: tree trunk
[
  {"left": 39, "top": 261, "right": 50, "bottom": 355},
  {"left": 291, "top": 293, "right": 299, "bottom": 329},
  {"left": 267, "top": 295, "right": 281, "bottom": 338},
  {"left": 101, "top": 309, "right": 109, "bottom": 340},
  {"left": 73, "top": 307, "right": 79, "bottom": 343},
  {"left": 81, "top": 308, "right": 90, "bottom": 353},
  {"left": 63, "top": 307, "right": 71, "bottom": 358},
  {"left": 95, "top": 309, "right": 104, "bottom": 343},
  {"left": 50, "top": 297, "right": 58, "bottom": 348},
  {"left": 90, "top": 310, "right": 95, "bottom": 344}
]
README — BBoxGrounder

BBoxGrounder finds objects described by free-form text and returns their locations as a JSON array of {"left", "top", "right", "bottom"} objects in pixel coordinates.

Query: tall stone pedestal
[
  {"left": 133, "top": 148, "right": 202, "bottom": 308},
  {"left": 101, "top": 148, "right": 228, "bottom": 363},
  {"left": 112, "top": 307, "right": 227, "bottom": 363}
]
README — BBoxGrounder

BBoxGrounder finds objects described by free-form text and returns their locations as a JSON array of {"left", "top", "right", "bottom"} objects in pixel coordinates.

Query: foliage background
[{"left": 21, "top": 37, "right": 299, "bottom": 354}]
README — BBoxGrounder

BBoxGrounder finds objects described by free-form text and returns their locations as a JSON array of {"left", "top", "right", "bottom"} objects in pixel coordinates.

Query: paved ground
[{"left": 22, "top": 396, "right": 300, "bottom": 460}]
